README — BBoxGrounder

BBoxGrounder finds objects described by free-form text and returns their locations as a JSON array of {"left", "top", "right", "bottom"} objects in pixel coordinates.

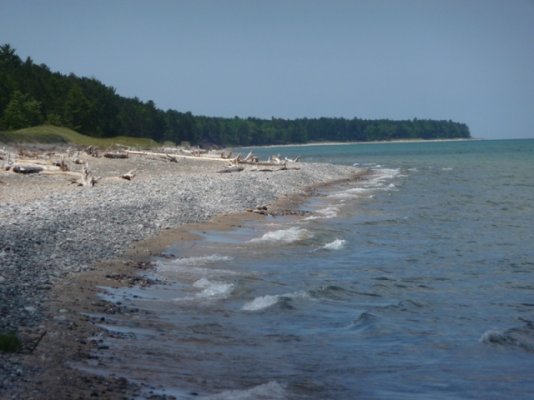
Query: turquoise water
[{"left": 95, "top": 139, "right": 534, "bottom": 399}]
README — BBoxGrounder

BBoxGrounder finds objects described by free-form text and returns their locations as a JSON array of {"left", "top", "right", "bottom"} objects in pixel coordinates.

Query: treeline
[{"left": 0, "top": 44, "right": 470, "bottom": 146}]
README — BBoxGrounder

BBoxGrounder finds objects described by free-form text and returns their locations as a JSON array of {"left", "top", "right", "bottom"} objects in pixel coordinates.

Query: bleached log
[
  {"left": 285, "top": 156, "right": 300, "bottom": 163},
  {"left": 71, "top": 163, "right": 100, "bottom": 187},
  {"left": 243, "top": 151, "right": 258, "bottom": 163},
  {"left": 237, "top": 160, "right": 281, "bottom": 166},
  {"left": 121, "top": 169, "right": 136, "bottom": 180},
  {"left": 269, "top": 155, "right": 283, "bottom": 164},
  {"left": 125, "top": 150, "right": 229, "bottom": 162},
  {"left": 217, "top": 163, "right": 244, "bottom": 173}
]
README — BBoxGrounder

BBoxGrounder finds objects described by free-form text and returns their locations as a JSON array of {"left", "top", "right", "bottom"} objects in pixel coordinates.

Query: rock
[
  {"left": 0, "top": 276, "right": 5, "bottom": 284},
  {"left": 24, "top": 306, "right": 37, "bottom": 313}
]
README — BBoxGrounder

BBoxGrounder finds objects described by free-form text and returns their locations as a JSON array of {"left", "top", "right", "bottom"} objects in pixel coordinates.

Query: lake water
[{"left": 91, "top": 139, "right": 534, "bottom": 399}]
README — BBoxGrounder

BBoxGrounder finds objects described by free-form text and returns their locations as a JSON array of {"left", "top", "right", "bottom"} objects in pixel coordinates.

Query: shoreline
[
  {"left": 238, "top": 137, "right": 478, "bottom": 150},
  {"left": 0, "top": 148, "right": 366, "bottom": 398}
]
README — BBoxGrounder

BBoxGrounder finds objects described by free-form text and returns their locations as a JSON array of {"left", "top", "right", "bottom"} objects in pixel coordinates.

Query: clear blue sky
[{"left": 1, "top": 0, "right": 533, "bottom": 139}]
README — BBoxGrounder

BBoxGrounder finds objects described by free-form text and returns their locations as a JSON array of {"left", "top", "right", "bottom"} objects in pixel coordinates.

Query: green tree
[
  {"left": 62, "top": 85, "right": 94, "bottom": 131},
  {"left": 2, "top": 90, "right": 43, "bottom": 129}
]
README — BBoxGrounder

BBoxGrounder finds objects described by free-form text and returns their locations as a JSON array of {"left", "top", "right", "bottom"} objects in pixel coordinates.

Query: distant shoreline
[{"left": 239, "top": 137, "right": 479, "bottom": 149}]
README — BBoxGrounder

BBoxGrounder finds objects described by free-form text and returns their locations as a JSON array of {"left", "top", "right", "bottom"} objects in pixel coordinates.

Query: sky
[{"left": 1, "top": 0, "right": 533, "bottom": 139}]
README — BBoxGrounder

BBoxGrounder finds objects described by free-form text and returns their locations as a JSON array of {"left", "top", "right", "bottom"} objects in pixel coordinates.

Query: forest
[{"left": 0, "top": 44, "right": 471, "bottom": 146}]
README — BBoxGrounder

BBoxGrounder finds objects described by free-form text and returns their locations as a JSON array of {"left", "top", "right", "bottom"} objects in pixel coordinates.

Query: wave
[
  {"left": 327, "top": 167, "right": 402, "bottom": 200},
  {"left": 321, "top": 239, "right": 346, "bottom": 250},
  {"left": 249, "top": 227, "right": 313, "bottom": 244},
  {"left": 164, "top": 254, "right": 233, "bottom": 267},
  {"left": 242, "top": 291, "right": 309, "bottom": 311},
  {"left": 309, "top": 284, "right": 354, "bottom": 300},
  {"left": 156, "top": 255, "right": 237, "bottom": 277},
  {"left": 305, "top": 206, "right": 339, "bottom": 220},
  {"left": 199, "top": 381, "right": 287, "bottom": 400},
  {"left": 480, "top": 320, "right": 534, "bottom": 352},
  {"left": 192, "top": 277, "right": 235, "bottom": 299},
  {"left": 343, "top": 311, "right": 381, "bottom": 333}
]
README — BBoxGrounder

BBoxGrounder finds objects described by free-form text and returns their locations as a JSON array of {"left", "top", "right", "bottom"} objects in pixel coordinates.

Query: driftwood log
[
  {"left": 121, "top": 169, "right": 136, "bottom": 180},
  {"left": 85, "top": 146, "right": 100, "bottom": 157},
  {"left": 125, "top": 150, "right": 228, "bottom": 163},
  {"left": 12, "top": 165, "right": 44, "bottom": 174},
  {"left": 71, "top": 163, "right": 100, "bottom": 187},
  {"left": 53, "top": 158, "right": 69, "bottom": 171},
  {"left": 217, "top": 165, "right": 244, "bottom": 173},
  {"left": 103, "top": 151, "right": 129, "bottom": 159}
]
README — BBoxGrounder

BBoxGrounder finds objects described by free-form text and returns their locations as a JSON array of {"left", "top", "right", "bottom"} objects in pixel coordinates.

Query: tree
[
  {"left": 2, "top": 90, "right": 43, "bottom": 129},
  {"left": 0, "top": 44, "right": 20, "bottom": 67},
  {"left": 62, "top": 85, "right": 94, "bottom": 131},
  {"left": 0, "top": 43, "right": 471, "bottom": 144}
]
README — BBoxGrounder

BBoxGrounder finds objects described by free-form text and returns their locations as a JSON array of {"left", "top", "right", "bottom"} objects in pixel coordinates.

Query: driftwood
[
  {"left": 71, "top": 163, "right": 100, "bottom": 187},
  {"left": 218, "top": 165, "right": 244, "bottom": 173},
  {"left": 163, "top": 154, "right": 178, "bottom": 163},
  {"left": 251, "top": 205, "right": 269, "bottom": 215},
  {"left": 103, "top": 151, "right": 129, "bottom": 159},
  {"left": 243, "top": 151, "right": 259, "bottom": 163},
  {"left": 12, "top": 165, "right": 44, "bottom": 174},
  {"left": 53, "top": 158, "right": 69, "bottom": 171},
  {"left": 85, "top": 146, "right": 100, "bottom": 157},
  {"left": 121, "top": 169, "right": 136, "bottom": 180},
  {"left": 125, "top": 150, "right": 228, "bottom": 163}
]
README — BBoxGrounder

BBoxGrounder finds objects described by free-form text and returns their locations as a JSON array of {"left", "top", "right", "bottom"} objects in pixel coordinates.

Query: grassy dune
[{"left": 0, "top": 125, "right": 159, "bottom": 148}]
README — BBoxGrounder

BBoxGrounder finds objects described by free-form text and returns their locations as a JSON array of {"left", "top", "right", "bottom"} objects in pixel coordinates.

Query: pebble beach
[{"left": 0, "top": 146, "right": 363, "bottom": 398}]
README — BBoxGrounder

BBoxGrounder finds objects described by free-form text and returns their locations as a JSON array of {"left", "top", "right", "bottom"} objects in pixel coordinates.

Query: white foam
[
  {"left": 327, "top": 168, "right": 402, "bottom": 201},
  {"left": 305, "top": 206, "right": 339, "bottom": 220},
  {"left": 199, "top": 381, "right": 287, "bottom": 400},
  {"left": 346, "top": 187, "right": 374, "bottom": 194},
  {"left": 193, "top": 277, "right": 235, "bottom": 299},
  {"left": 168, "top": 255, "right": 233, "bottom": 267},
  {"left": 242, "top": 294, "right": 280, "bottom": 311},
  {"left": 366, "top": 168, "right": 402, "bottom": 185},
  {"left": 249, "top": 227, "right": 313, "bottom": 244},
  {"left": 156, "top": 255, "right": 236, "bottom": 276},
  {"left": 242, "top": 291, "right": 309, "bottom": 311},
  {"left": 327, "top": 192, "right": 360, "bottom": 200},
  {"left": 322, "top": 239, "right": 346, "bottom": 250},
  {"left": 317, "top": 206, "right": 339, "bottom": 218}
]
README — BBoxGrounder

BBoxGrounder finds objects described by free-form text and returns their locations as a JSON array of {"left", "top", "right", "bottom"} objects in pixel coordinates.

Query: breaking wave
[
  {"left": 193, "top": 277, "right": 235, "bottom": 299},
  {"left": 156, "top": 255, "right": 237, "bottom": 277},
  {"left": 321, "top": 239, "right": 346, "bottom": 250},
  {"left": 327, "top": 168, "right": 402, "bottom": 200},
  {"left": 242, "top": 291, "right": 309, "bottom": 311},
  {"left": 305, "top": 206, "right": 339, "bottom": 220},
  {"left": 249, "top": 227, "right": 313, "bottom": 244},
  {"left": 165, "top": 255, "right": 233, "bottom": 267}
]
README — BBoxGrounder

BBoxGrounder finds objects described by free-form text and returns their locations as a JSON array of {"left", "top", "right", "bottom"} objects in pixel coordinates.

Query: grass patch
[
  {"left": 0, "top": 332, "right": 22, "bottom": 353},
  {"left": 0, "top": 125, "right": 159, "bottom": 148}
]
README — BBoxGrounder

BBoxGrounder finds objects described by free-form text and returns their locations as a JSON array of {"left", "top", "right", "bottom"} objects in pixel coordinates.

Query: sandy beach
[{"left": 0, "top": 145, "right": 365, "bottom": 399}]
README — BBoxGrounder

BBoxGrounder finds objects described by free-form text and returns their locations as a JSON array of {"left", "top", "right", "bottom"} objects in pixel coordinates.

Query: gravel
[{"left": 1, "top": 154, "right": 361, "bottom": 391}]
